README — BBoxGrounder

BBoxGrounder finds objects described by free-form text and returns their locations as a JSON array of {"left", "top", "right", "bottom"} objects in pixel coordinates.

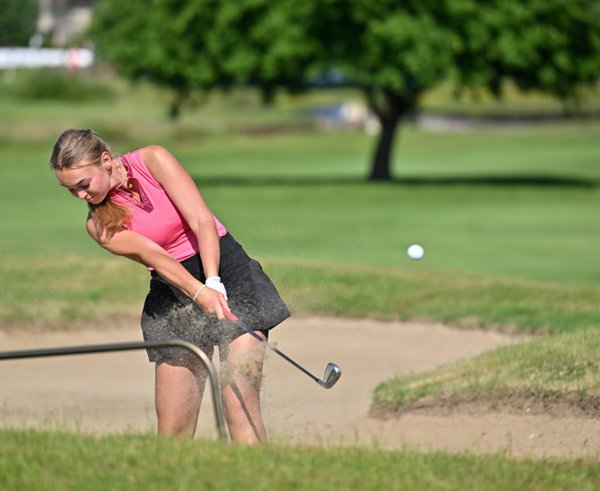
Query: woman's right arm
[{"left": 86, "top": 218, "right": 228, "bottom": 319}]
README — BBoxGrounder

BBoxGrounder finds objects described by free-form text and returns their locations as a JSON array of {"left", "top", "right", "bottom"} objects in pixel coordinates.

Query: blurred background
[{"left": 0, "top": 0, "right": 599, "bottom": 331}]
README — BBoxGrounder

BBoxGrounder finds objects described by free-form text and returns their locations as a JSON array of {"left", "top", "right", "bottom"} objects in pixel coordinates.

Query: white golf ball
[{"left": 407, "top": 244, "right": 425, "bottom": 260}]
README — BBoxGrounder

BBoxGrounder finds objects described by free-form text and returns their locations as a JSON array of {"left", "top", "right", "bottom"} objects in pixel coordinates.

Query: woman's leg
[
  {"left": 154, "top": 348, "right": 214, "bottom": 437},
  {"left": 220, "top": 332, "right": 268, "bottom": 444}
]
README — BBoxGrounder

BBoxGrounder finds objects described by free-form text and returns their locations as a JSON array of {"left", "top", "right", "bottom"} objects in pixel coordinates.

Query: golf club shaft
[{"left": 223, "top": 309, "right": 323, "bottom": 384}]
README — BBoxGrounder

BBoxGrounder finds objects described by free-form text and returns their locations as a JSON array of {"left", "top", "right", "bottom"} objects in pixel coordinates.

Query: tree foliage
[
  {"left": 91, "top": 0, "right": 228, "bottom": 118},
  {"left": 91, "top": 0, "right": 600, "bottom": 179},
  {"left": 0, "top": 0, "right": 38, "bottom": 46},
  {"left": 448, "top": 0, "right": 600, "bottom": 108}
]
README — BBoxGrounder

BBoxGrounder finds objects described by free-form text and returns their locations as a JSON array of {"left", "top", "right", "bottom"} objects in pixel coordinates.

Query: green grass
[
  {"left": 268, "top": 261, "right": 600, "bottom": 333},
  {"left": 1, "top": 430, "right": 599, "bottom": 490},
  {"left": 0, "top": 255, "right": 145, "bottom": 329},
  {"left": 2, "top": 257, "right": 597, "bottom": 333},
  {"left": 201, "top": 182, "right": 600, "bottom": 285}
]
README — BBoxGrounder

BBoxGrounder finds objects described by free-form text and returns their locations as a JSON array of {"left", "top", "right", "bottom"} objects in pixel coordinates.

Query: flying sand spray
[{"left": 224, "top": 309, "right": 341, "bottom": 389}]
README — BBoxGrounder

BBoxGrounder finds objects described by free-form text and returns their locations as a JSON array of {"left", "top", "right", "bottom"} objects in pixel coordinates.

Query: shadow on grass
[{"left": 193, "top": 174, "right": 598, "bottom": 188}]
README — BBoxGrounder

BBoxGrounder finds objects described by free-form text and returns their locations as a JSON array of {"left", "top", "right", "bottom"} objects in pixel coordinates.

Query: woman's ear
[{"left": 102, "top": 151, "right": 112, "bottom": 173}]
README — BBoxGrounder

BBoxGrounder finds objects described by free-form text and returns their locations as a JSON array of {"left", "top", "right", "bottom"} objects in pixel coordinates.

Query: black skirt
[{"left": 140, "top": 233, "right": 290, "bottom": 362}]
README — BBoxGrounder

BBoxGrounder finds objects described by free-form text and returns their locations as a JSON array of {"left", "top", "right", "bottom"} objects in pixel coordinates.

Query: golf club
[{"left": 223, "top": 309, "right": 341, "bottom": 389}]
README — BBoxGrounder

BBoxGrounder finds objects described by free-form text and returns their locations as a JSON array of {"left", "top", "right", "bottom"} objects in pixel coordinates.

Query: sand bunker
[{"left": 1, "top": 316, "right": 598, "bottom": 459}]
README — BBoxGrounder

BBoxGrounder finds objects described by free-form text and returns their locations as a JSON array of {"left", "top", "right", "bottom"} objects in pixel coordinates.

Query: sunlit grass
[
  {"left": 1, "top": 256, "right": 597, "bottom": 334},
  {"left": 1, "top": 430, "right": 600, "bottom": 490}
]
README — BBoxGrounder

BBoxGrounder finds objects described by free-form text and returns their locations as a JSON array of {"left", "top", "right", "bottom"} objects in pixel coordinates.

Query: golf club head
[{"left": 320, "top": 362, "right": 341, "bottom": 389}]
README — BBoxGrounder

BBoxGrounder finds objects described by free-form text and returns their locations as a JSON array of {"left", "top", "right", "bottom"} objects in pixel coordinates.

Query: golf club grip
[{"left": 223, "top": 308, "right": 321, "bottom": 383}]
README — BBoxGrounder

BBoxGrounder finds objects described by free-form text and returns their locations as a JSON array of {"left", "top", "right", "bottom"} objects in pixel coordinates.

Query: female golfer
[{"left": 50, "top": 129, "right": 289, "bottom": 443}]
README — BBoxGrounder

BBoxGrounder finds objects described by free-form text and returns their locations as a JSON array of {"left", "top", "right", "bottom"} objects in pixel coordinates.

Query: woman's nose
[{"left": 76, "top": 190, "right": 88, "bottom": 200}]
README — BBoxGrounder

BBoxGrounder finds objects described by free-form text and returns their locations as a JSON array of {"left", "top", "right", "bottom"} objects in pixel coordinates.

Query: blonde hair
[{"left": 50, "top": 129, "right": 130, "bottom": 239}]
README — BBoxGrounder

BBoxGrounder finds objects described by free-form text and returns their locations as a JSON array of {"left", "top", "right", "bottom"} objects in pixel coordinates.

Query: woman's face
[{"left": 55, "top": 153, "right": 113, "bottom": 205}]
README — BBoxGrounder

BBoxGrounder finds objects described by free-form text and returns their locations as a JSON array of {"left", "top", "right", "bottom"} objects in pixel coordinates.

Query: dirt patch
[
  {"left": 371, "top": 389, "right": 600, "bottom": 420},
  {"left": 0, "top": 316, "right": 598, "bottom": 459}
]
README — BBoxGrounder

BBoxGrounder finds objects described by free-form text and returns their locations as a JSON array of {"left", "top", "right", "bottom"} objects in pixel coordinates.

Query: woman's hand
[
  {"left": 193, "top": 284, "right": 229, "bottom": 320},
  {"left": 205, "top": 276, "right": 227, "bottom": 299}
]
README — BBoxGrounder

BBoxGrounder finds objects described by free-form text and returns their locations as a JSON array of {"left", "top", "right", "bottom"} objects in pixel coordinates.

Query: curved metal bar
[{"left": 0, "top": 339, "right": 229, "bottom": 443}]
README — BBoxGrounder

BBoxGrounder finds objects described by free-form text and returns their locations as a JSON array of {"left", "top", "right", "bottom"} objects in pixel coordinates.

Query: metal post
[{"left": 0, "top": 339, "right": 229, "bottom": 442}]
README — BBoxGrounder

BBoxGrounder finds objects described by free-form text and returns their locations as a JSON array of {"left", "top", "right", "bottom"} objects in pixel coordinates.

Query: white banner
[{"left": 0, "top": 47, "right": 94, "bottom": 70}]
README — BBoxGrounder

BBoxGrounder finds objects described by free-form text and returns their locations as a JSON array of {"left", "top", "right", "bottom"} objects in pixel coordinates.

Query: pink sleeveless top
[{"left": 108, "top": 149, "right": 227, "bottom": 262}]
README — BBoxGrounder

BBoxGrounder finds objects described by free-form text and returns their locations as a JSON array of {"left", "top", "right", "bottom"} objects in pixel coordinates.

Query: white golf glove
[{"left": 205, "top": 276, "right": 228, "bottom": 299}]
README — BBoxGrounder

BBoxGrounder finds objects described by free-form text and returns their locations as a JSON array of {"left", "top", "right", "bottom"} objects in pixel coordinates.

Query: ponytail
[{"left": 88, "top": 199, "right": 130, "bottom": 241}]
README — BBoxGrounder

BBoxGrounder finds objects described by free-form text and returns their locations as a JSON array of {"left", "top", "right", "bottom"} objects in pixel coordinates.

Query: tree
[
  {"left": 209, "top": 0, "right": 458, "bottom": 180},
  {"left": 91, "top": 0, "right": 231, "bottom": 118},
  {"left": 91, "top": 0, "right": 600, "bottom": 180},
  {"left": 312, "top": 0, "right": 457, "bottom": 180},
  {"left": 447, "top": 0, "right": 600, "bottom": 112},
  {"left": 0, "top": 0, "right": 38, "bottom": 46}
]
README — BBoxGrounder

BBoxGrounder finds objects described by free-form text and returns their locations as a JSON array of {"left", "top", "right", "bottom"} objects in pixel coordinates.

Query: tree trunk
[
  {"left": 369, "top": 115, "right": 401, "bottom": 180},
  {"left": 169, "top": 89, "right": 189, "bottom": 120},
  {"left": 169, "top": 100, "right": 181, "bottom": 120},
  {"left": 365, "top": 88, "right": 415, "bottom": 181}
]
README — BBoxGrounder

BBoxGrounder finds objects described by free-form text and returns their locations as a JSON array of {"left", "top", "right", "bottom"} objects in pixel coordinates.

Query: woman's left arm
[{"left": 141, "top": 145, "right": 222, "bottom": 281}]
